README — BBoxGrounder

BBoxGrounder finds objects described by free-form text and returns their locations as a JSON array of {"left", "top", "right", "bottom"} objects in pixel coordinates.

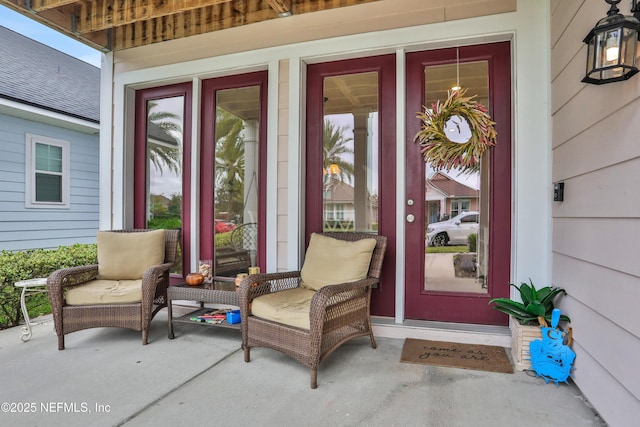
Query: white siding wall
[
  {"left": 276, "top": 59, "right": 294, "bottom": 272},
  {"left": 0, "top": 113, "right": 99, "bottom": 250},
  {"left": 551, "top": 1, "right": 640, "bottom": 425}
]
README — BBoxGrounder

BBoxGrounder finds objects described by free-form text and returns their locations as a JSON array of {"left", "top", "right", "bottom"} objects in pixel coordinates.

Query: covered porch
[
  {"left": 0, "top": 316, "right": 603, "bottom": 426},
  {"left": 2, "top": 0, "right": 639, "bottom": 424}
]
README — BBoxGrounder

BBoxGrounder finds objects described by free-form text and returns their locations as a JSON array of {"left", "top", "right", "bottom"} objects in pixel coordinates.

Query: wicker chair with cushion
[
  {"left": 47, "top": 229, "right": 180, "bottom": 350},
  {"left": 238, "top": 232, "right": 387, "bottom": 389}
]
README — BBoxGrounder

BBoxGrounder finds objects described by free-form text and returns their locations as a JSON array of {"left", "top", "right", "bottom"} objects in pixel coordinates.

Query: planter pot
[{"left": 511, "top": 321, "right": 542, "bottom": 371}]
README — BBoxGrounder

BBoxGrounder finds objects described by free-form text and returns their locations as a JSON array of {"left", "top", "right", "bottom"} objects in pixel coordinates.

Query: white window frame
[
  {"left": 25, "top": 133, "right": 71, "bottom": 209},
  {"left": 451, "top": 199, "right": 470, "bottom": 217},
  {"left": 336, "top": 203, "right": 345, "bottom": 221}
]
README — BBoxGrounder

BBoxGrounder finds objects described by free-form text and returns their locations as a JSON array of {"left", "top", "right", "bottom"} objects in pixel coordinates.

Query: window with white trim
[
  {"left": 451, "top": 199, "right": 470, "bottom": 217},
  {"left": 25, "top": 134, "right": 70, "bottom": 208}
]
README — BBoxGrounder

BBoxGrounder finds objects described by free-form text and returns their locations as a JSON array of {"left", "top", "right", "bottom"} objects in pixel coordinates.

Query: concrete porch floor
[{"left": 0, "top": 311, "right": 606, "bottom": 427}]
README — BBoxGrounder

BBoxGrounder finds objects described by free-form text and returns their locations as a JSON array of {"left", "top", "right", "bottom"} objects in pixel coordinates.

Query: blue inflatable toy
[{"left": 530, "top": 308, "right": 575, "bottom": 385}]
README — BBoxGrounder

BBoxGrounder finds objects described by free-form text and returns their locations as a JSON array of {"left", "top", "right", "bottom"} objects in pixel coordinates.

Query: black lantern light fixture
[{"left": 583, "top": 0, "right": 640, "bottom": 84}]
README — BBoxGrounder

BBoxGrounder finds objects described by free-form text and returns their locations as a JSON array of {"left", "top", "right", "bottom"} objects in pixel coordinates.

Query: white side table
[{"left": 14, "top": 278, "right": 48, "bottom": 342}]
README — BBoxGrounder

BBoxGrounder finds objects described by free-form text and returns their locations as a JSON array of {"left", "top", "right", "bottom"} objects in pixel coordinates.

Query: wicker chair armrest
[
  {"left": 141, "top": 262, "right": 173, "bottom": 302},
  {"left": 308, "top": 277, "right": 378, "bottom": 331},
  {"left": 47, "top": 265, "right": 99, "bottom": 292},
  {"left": 238, "top": 271, "right": 302, "bottom": 298},
  {"left": 47, "top": 264, "right": 99, "bottom": 310},
  {"left": 313, "top": 277, "right": 378, "bottom": 300},
  {"left": 141, "top": 262, "right": 173, "bottom": 288},
  {"left": 238, "top": 271, "right": 302, "bottom": 316}
]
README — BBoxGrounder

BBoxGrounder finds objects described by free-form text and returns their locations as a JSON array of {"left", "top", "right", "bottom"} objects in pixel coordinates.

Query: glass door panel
[
  {"left": 200, "top": 72, "right": 267, "bottom": 280},
  {"left": 322, "top": 72, "right": 379, "bottom": 234},
  {"left": 213, "top": 86, "right": 260, "bottom": 277},
  {"left": 423, "top": 61, "right": 489, "bottom": 294},
  {"left": 146, "top": 96, "right": 184, "bottom": 275}
]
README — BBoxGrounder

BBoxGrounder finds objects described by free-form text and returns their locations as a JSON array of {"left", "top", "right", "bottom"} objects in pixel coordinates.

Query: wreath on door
[{"left": 414, "top": 89, "right": 497, "bottom": 174}]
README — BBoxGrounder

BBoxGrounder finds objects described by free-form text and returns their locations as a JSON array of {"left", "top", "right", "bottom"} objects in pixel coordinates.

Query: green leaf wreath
[{"left": 414, "top": 89, "right": 497, "bottom": 174}]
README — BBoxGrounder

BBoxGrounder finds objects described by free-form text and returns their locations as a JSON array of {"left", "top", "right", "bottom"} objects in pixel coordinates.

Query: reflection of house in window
[
  {"left": 323, "top": 179, "right": 378, "bottom": 232},
  {"left": 426, "top": 172, "right": 479, "bottom": 225},
  {"left": 150, "top": 194, "right": 171, "bottom": 210},
  {"left": 147, "top": 121, "right": 180, "bottom": 151},
  {"left": 451, "top": 199, "right": 470, "bottom": 217}
]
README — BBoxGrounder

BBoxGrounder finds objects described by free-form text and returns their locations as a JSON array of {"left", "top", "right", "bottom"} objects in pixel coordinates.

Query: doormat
[{"left": 400, "top": 338, "right": 513, "bottom": 374}]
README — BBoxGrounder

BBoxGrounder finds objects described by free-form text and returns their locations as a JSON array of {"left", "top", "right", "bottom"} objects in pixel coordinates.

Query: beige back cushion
[
  {"left": 300, "top": 233, "right": 377, "bottom": 291},
  {"left": 97, "top": 230, "right": 166, "bottom": 280}
]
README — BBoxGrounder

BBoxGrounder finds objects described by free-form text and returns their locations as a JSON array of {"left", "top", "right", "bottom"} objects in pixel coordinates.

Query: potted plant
[{"left": 489, "top": 279, "right": 570, "bottom": 371}]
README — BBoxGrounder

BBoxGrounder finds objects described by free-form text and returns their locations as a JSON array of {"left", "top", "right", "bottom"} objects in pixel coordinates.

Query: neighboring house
[
  {"left": 426, "top": 171, "right": 480, "bottom": 224},
  {"left": 5, "top": 1, "right": 640, "bottom": 424},
  {"left": 0, "top": 26, "right": 100, "bottom": 250},
  {"left": 323, "top": 179, "right": 378, "bottom": 232},
  {"left": 149, "top": 194, "right": 172, "bottom": 211}
]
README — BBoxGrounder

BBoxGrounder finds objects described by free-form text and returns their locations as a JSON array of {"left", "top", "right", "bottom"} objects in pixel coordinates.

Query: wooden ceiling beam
[
  {"left": 75, "top": 0, "right": 233, "bottom": 34},
  {"left": 267, "top": 0, "right": 290, "bottom": 15},
  {"left": 1, "top": 0, "right": 380, "bottom": 51},
  {"left": 111, "top": 0, "right": 274, "bottom": 50},
  {"left": 1, "top": 0, "right": 110, "bottom": 50},
  {"left": 30, "top": 0, "right": 79, "bottom": 12}
]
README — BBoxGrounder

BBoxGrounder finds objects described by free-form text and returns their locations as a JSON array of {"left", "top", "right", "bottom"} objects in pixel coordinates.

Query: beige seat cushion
[
  {"left": 251, "top": 288, "right": 316, "bottom": 330},
  {"left": 300, "top": 233, "right": 377, "bottom": 291},
  {"left": 64, "top": 279, "right": 143, "bottom": 305},
  {"left": 97, "top": 229, "right": 166, "bottom": 280}
]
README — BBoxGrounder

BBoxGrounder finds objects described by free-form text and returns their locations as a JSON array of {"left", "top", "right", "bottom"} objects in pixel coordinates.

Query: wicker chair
[
  {"left": 238, "top": 232, "right": 387, "bottom": 389},
  {"left": 47, "top": 229, "right": 180, "bottom": 350}
]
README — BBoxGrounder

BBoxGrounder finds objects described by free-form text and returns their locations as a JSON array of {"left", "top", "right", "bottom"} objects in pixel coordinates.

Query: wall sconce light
[
  {"left": 323, "top": 163, "right": 341, "bottom": 176},
  {"left": 582, "top": 0, "right": 640, "bottom": 84}
]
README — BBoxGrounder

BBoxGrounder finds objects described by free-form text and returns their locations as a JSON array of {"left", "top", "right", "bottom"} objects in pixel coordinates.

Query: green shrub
[
  {"left": 148, "top": 217, "right": 182, "bottom": 230},
  {"left": 488, "top": 279, "right": 570, "bottom": 326},
  {"left": 468, "top": 233, "right": 478, "bottom": 252},
  {"left": 426, "top": 245, "right": 468, "bottom": 254},
  {"left": 0, "top": 244, "right": 97, "bottom": 329},
  {"left": 215, "top": 231, "right": 233, "bottom": 248}
]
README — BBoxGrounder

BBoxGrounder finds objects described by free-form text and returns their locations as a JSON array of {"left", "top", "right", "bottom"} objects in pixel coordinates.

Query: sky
[{"left": 0, "top": 5, "right": 102, "bottom": 68}]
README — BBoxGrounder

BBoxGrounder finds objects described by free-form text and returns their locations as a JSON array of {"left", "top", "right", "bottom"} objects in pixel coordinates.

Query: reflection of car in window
[
  {"left": 426, "top": 211, "right": 479, "bottom": 247},
  {"left": 215, "top": 220, "right": 236, "bottom": 233}
]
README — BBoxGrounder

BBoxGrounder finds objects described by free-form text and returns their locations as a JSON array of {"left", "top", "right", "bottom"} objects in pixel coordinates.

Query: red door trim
[
  {"left": 134, "top": 82, "right": 192, "bottom": 278},
  {"left": 405, "top": 42, "right": 512, "bottom": 325},
  {"left": 199, "top": 71, "right": 268, "bottom": 270},
  {"left": 305, "top": 55, "right": 397, "bottom": 317}
]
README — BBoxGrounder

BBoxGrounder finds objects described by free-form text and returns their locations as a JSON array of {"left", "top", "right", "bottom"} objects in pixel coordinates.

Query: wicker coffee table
[{"left": 167, "top": 279, "right": 240, "bottom": 339}]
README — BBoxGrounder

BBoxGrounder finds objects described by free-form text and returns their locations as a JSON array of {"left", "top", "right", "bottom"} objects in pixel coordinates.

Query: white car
[{"left": 426, "top": 211, "right": 479, "bottom": 247}]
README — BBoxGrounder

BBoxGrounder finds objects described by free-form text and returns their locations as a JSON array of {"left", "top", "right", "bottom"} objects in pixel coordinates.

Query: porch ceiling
[{"left": 0, "top": 0, "right": 378, "bottom": 52}]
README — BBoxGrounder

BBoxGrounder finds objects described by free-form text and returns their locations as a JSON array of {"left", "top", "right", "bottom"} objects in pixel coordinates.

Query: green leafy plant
[
  {"left": 467, "top": 233, "right": 477, "bottom": 252},
  {"left": 0, "top": 244, "right": 97, "bottom": 328},
  {"left": 488, "top": 279, "right": 570, "bottom": 326}
]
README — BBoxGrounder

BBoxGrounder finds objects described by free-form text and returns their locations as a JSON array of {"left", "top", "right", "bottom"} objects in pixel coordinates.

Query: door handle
[{"left": 406, "top": 214, "right": 415, "bottom": 223}]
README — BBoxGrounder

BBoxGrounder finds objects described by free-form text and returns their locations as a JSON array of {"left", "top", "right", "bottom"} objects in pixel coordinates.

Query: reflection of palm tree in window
[
  {"left": 147, "top": 101, "right": 182, "bottom": 175},
  {"left": 215, "top": 108, "right": 245, "bottom": 218},
  {"left": 323, "top": 119, "right": 354, "bottom": 190}
]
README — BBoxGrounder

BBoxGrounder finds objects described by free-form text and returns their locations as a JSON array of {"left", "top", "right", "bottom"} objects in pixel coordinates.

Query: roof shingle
[{"left": 0, "top": 25, "right": 100, "bottom": 123}]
